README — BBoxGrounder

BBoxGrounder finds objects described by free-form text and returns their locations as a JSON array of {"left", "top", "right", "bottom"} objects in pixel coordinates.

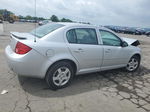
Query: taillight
[{"left": 15, "top": 42, "right": 32, "bottom": 54}]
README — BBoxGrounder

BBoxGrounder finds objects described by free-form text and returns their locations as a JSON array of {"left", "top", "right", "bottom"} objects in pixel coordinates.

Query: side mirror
[{"left": 121, "top": 41, "right": 128, "bottom": 47}]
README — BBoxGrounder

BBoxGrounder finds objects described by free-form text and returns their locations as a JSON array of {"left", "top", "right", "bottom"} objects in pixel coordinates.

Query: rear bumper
[{"left": 5, "top": 45, "right": 47, "bottom": 78}]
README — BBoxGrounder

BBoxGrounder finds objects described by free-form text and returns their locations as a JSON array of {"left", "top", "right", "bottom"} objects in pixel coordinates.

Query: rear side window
[
  {"left": 30, "top": 23, "right": 64, "bottom": 38},
  {"left": 66, "top": 29, "right": 76, "bottom": 43},
  {"left": 67, "top": 28, "right": 98, "bottom": 45}
]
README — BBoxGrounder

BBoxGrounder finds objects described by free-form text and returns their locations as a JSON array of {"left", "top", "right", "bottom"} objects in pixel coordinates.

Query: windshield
[{"left": 30, "top": 23, "right": 65, "bottom": 38}]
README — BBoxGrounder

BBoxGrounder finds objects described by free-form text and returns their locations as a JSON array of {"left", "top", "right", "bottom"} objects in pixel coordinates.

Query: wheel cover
[
  {"left": 126, "top": 58, "right": 138, "bottom": 71},
  {"left": 52, "top": 67, "right": 71, "bottom": 86}
]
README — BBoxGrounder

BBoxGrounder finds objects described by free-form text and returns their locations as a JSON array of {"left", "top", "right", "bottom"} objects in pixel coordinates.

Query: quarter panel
[{"left": 39, "top": 43, "right": 79, "bottom": 77}]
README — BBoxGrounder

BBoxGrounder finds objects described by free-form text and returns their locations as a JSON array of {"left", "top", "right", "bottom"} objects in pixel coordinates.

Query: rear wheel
[
  {"left": 125, "top": 55, "right": 140, "bottom": 72},
  {"left": 45, "top": 61, "right": 74, "bottom": 90}
]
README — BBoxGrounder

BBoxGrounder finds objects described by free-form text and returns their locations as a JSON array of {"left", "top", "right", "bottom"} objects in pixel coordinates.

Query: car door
[
  {"left": 99, "top": 30, "right": 130, "bottom": 70},
  {"left": 66, "top": 28, "right": 103, "bottom": 73}
]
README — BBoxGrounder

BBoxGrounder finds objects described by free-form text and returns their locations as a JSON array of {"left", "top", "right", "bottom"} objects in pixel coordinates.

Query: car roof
[
  {"left": 53, "top": 22, "right": 109, "bottom": 30},
  {"left": 58, "top": 22, "right": 93, "bottom": 27}
]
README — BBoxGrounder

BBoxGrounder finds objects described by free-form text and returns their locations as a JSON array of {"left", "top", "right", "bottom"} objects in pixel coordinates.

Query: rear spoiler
[{"left": 10, "top": 32, "right": 27, "bottom": 40}]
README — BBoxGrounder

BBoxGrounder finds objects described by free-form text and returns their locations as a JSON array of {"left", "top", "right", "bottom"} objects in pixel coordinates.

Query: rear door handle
[
  {"left": 74, "top": 48, "right": 84, "bottom": 53},
  {"left": 105, "top": 49, "right": 111, "bottom": 53}
]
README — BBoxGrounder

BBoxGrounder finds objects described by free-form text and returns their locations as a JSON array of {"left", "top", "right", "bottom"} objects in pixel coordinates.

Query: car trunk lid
[{"left": 9, "top": 32, "right": 36, "bottom": 51}]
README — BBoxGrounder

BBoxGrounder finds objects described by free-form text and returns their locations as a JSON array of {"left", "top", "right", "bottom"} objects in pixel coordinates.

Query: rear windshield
[{"left": 30, "top": 23, "right": 65, "bottom": 38}]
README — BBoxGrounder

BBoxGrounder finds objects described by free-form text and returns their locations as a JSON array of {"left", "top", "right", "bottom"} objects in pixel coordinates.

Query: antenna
[{"left": 34, "top": 0, "right": 36, "bottom": 42}]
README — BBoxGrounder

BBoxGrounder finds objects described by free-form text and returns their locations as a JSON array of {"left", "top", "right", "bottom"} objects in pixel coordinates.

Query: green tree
[
  {"left": 60, "top": 18, "right": 72, "bottom": 22},
  {"left": 26, "top": 15, "right": 32, "bottom": 20},
  {"left": 18, "top": 15, "right": 24, "bottom": 19},
  {"left": 0, "top": 9, "right": 13, "bottom": 15},
  {"left": 50, "top": 15, "right": 59, "bottom": 22},
  {"left": 38, "top": 17, "right": 45, "bottom": 20},
  {"left": 32, "top": 16, "right": 38, "bottom": 20}
]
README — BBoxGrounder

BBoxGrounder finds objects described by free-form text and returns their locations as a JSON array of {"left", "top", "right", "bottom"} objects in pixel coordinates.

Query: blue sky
[{"left": 0, "top": 0, "right": 150, "bottom": 27}]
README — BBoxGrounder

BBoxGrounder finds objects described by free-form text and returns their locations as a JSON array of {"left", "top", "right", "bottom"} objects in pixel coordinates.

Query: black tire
[
  {"left": 125, "top": 55, "right": 140, "bottom": 72},
  {"left": 147, "top": 34, "right": 150, "bottom": 37},
  {"left": 9, "top": 19, "right": 14, "bottom": 23},
  {"left": 45, "top": 61, "right": 74, "bottom": 90}
]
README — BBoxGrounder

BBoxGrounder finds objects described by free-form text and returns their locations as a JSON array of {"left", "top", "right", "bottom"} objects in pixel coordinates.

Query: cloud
[{"left": 0, "top": 0, "right": 149, "bottom": 27}]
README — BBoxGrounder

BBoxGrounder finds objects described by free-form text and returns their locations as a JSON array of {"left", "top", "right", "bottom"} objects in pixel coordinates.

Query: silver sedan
[{"left": 5, "top": 23, "right": 141, "bottom": 90}]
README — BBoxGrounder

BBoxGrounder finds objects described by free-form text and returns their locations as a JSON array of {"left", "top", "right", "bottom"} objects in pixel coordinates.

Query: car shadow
[{"left": 18, "top": 65, "right": 150, "bottom": 98}]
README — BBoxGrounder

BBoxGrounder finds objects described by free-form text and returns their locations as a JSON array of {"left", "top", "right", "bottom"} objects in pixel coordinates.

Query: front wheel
[
  {"left": 125, "top": 55, "right": 140, "bottom": 72},
  {"left": 45, "top": 61, "right": 74, "bottom": 90}
]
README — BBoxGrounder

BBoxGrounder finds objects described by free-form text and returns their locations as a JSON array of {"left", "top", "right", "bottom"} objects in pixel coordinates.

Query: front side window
[
  {"left": 67, "top": 28, "right": 98, "bottom": 45},
  {"left": 99, "top": 30, "right": 121, "bottom": 46}
]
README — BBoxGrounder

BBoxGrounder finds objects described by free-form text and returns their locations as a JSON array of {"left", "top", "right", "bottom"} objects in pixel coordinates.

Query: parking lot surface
[{"left": 0, "top": 22, "right": 150, "bottom": 112}]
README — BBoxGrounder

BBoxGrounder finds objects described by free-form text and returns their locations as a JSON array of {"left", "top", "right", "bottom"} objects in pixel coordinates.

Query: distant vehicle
[
  {"left": 146, "top": 31, "right": 150, "bottom": 36},
  {"left": 104, "top": 26, "right": 116, "bottom": 32},
  {"left": 38, "top": 20, "right": 51, "bottom": 25},
  {"left": 104, "top": 26, "right": 128, "bottom": 34},
  {"left": 105, "top": 25, "right": 150, "bottom": 36},
  {"left": 136, "top": 28, "right": 145, "bottom": 35},
  {"left": 26, "top": 20, "right": 30, "bottom": 22},
  {"left": 5, "top": 23, "right": 141, "bottom": 90},
  {"left": 143, "top": 28, "right": 150, "bottom": 35},
  {"left": 19, "top": 19, "right": 37, "bottom": 23},
  {"left": 19, "top": 19, "right": 27, "bottom": 22},
  {"left": 29, "top": 20, "right": 37, "bottom": 23},
  {"left": 125, "top": 27, "right": 140, "bottom": 35},
  {"left": 27, "top": 20, "right": 35, "bottom": 22},
  {"left": 118, "top": 26, "right": 128, "bottom": 33},
  {"left": 109, "top": 26, "right": 121, "bottom": 33},
  {"left": 0, "top": 18, "right": 3, "bottom": 23}
]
